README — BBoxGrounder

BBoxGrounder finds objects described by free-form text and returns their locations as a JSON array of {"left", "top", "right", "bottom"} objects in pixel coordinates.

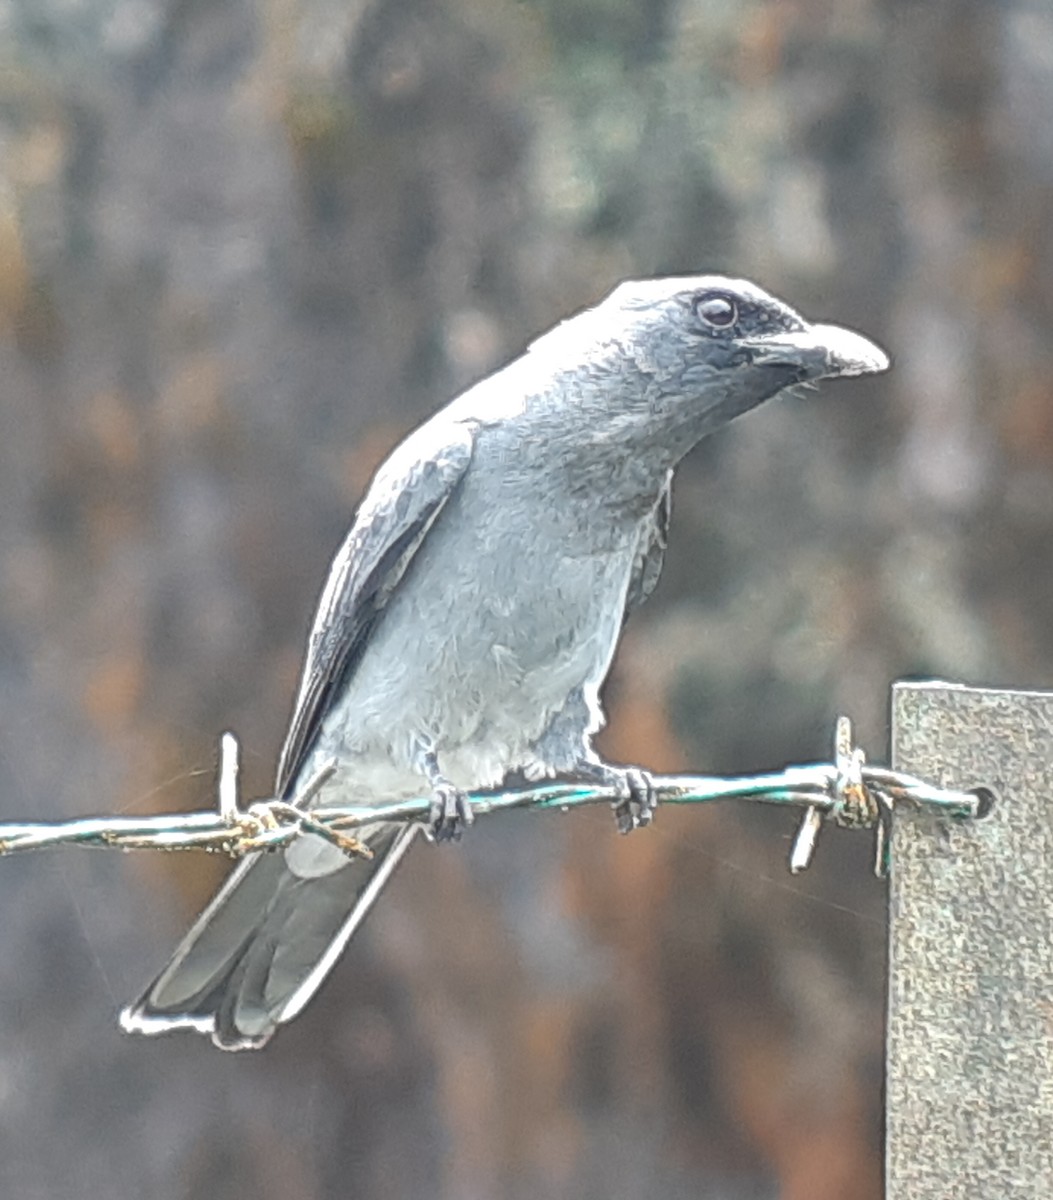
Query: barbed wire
[{"left": 0, "top": 717, "right": 982, "bottom": 877}]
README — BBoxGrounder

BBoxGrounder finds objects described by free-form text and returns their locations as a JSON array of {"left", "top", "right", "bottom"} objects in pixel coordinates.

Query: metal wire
[{"left": 0, "top": 716, "right": 980, "bottom": 875}]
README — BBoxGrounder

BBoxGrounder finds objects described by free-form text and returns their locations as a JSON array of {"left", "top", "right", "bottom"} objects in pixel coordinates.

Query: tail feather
[{"left": 120, "top": 824, "right": 418, "bottom": 1050}]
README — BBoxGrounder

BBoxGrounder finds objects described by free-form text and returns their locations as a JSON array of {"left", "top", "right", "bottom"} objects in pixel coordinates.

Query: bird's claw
[
  {"left": 611, "top": 767, "right": 658, "bottom": 835},
  {"left": 428, "top": 783, "right": 474, "bottom": 843}
]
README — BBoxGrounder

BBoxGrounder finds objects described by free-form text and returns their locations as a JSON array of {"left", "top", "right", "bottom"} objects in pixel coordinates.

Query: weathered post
[{"left": 888, "top": 682, "right": 1053, "bottom": 1198}]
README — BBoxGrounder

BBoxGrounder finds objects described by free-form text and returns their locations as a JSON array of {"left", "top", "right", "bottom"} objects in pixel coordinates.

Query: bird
[{"left": 120, "top": 274, "right": 889, "bottom": 1049}]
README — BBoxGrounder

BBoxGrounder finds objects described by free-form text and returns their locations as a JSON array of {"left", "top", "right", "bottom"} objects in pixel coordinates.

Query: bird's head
[
  {"left": 522, "top": 273, "right": 889, "bottom": 468},
  {"left": 604, "top": 274, "right": 889, "bottom": 399}
]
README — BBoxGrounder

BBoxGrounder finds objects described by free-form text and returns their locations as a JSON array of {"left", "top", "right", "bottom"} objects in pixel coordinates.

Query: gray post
[{"left": 888, "top": 682, "right": 1053, "bottom": 1198}]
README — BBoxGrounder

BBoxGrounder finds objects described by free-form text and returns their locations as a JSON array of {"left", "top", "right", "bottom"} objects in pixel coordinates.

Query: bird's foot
[
  {"left": 427, "top": 782, "right": 474, "bottom": 843},
  {"left": 414, "top": 741, "right": 474, "bottom": 843},
  {"left": 609, "top": 766, "right": 658, "bottom": 834},
  {"left": 574, "top": 761, "right": 657, "bottom": 834}
]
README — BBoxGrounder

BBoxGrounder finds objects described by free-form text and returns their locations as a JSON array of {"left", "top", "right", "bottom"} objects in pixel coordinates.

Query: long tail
[{"left": 120, "top": 824, "right": 418, "bottom": 1050}]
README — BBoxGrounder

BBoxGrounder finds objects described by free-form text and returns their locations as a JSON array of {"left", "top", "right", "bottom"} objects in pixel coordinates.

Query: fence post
[{"left": 887, "top": 682, "right": 1053, "bottom": 1198}]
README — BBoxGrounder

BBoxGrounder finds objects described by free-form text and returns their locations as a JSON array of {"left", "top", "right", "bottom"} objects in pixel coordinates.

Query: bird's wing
[
  {"left": 623, "top": 470, "right": 672, "bottom": 620},
  {"left": 275, "top": 421, "right": 476, "bottom": 797}
]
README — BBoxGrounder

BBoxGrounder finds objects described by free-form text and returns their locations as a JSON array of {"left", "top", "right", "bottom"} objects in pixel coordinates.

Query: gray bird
[{"left": 120, "top": 275, "right": 888, "bottom": 1049}]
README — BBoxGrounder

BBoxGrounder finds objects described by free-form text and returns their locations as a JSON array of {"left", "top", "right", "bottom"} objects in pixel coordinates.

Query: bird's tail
[{"left": 120, "top": 823, "right": 418, "bottom": 1050}]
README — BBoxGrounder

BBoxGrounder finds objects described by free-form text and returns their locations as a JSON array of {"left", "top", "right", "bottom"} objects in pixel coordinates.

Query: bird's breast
[{"left": 318, "top": 475, "right": 644, "bottom": 791}]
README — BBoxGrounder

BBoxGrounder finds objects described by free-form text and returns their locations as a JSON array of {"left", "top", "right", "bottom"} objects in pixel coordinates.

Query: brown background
[{"left": 0, "top": 1, "right": 1049, "bottom": 1197}]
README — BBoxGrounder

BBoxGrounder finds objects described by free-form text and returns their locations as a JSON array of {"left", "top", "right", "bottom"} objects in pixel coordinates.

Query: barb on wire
[{"left": 0, "top": 716, "right": 982, "bottom": 876}]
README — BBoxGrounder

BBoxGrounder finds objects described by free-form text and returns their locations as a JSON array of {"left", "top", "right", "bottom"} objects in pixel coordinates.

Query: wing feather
[
  {"left": 275, "top": 422, "right": 475, "bottom": 797},
  {"left": 623, "top": 471, "right": 672, "bottom": 620}
]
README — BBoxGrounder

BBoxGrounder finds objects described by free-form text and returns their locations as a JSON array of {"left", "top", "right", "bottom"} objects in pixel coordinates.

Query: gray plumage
[{"left": 120, "top": 275, "right": 888, "bottom": 1049}]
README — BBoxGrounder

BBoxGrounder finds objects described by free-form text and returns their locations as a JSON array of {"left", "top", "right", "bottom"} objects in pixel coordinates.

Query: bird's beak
[{"left": 747, "top": 323, "right": 890, "bottom": 380}]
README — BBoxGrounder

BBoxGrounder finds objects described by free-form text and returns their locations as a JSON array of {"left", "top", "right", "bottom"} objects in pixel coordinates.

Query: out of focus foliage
[{"left": 0, "top": 1, "right": 1050, "bottom": 1198}]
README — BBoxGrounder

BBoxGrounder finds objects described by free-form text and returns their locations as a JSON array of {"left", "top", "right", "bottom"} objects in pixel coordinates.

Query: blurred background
[{"left": 0, "top": 0, "right": 1049, "bottom": 1196}]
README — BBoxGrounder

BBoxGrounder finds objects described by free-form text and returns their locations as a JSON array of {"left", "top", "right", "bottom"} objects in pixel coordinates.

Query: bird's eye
[{"left": 693, "top": 293, "right": 738, "bottom": 329}]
